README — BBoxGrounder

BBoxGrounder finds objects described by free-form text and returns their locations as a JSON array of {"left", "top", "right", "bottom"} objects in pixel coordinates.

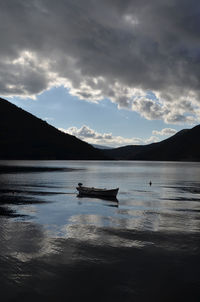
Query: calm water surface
[{"left": 0, "top": 161, "right": 200, "bottom": 301}]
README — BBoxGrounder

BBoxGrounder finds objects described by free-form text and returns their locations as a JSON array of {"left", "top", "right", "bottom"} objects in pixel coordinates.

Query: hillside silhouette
[
  {"left": 0, "top": 98, "right": 106, "bottom": 160},
  {"left": 1, "top": 97, "right": 200, "bottom": 161},
  {"left": 103, "top": 126, "right": 200, "bottom": 161}
]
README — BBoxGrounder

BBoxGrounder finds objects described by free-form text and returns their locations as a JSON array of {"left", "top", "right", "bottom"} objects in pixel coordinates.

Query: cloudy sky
[{"left": 1, "top": 0, "right": 200, "bottom": 147}]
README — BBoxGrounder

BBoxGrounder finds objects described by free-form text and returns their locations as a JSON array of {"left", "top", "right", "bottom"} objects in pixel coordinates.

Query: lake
[{"left": 0, "top": 160, "right": 200, "bottom": 301}]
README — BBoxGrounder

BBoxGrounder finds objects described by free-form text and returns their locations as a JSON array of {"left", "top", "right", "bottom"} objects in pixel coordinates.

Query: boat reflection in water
[
  {"left": 77, "top": 194, "right": 119, "bottom": 207},
  {"left": 76, "top": 183, "right": 119, "bottom": 200}
]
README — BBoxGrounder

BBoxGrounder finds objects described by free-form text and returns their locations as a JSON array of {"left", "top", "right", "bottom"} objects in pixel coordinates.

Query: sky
[{"left": 1, "top": 0, "right": 200, "bottom": 147}]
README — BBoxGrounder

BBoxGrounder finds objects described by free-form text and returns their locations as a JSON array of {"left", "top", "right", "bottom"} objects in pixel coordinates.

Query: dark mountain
[
  {"left": 1, "top": 97, "right": 199, "bottom": 161},
  {"left": 103, "top": 126, "right": 200, "bottom": 161},
  {"left": 0, "top": 98, "right": 106, "bottom": 160}
]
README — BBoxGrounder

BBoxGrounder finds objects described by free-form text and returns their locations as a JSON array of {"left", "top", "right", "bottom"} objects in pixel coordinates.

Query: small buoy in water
[{"left": 149, "top": 181, "right": 152, "bottom": 186}]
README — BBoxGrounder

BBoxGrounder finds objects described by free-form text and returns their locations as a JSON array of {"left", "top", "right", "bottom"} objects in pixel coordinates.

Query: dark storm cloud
[{"left": 0, "top": 0, "right": 200, "bottom": 123}]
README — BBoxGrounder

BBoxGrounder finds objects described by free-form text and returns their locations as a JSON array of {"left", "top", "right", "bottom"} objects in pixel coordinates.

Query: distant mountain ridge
[
  {"left": 92, "top": 144, "right": 112, "bottom": 150},
  {"left": 0, "top": 98, "right": 106, "bottom": 160},
  {"left": 103, "top": 125, "right": 200, "bottom": 161},
  {"left": 1, "top": 97, "right": 200, "bottom": 161}
]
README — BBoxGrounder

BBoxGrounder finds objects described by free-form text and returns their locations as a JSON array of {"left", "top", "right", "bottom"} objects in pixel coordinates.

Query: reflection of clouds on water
[
  {"left": 0, "top": 220, "right": 59, "bottom": 262},
  {"left": 61, "top": 217, "right": 145, "bottom": 248},
  {"left": 118, "top": 203, "right": 200, "bottom": 233},
  {"left": 154, "top": 210, "right": 200, "bottom": 233},
  {"left": 64, "top": 194, "right": 200, "bottom": 237},
  {"left": 1, "top": 161, "right": 200, "bottom": 301},
  {"left": 21, "top": 205, "right": 38, "bottom": 215}
]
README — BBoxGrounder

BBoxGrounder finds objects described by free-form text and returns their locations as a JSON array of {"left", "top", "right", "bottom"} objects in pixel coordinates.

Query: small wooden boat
[{"left": 76, "top": 183, "right": 119, "bottom": 199}]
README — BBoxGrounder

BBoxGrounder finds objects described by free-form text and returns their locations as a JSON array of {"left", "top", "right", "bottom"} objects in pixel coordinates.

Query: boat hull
[{"left": 76, "top": 186, "right": 119, "bottom": 198}]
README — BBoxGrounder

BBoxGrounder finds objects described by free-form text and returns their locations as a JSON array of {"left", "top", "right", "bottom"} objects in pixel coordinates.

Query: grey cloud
[
  {"left": 1, "top": 0, "right": 200, "bottom": 123},
  {"left": 164, "top": 113, "right": 196, "bottom": 124},
  {"left": 152, "top": 128, "right": 177, "bottom": 136},
  {"left": 0, "top": 57, "right": 50, "bottom": 96},
  {"left": 132, "top": 98, "right": 167, "bottom": 120},
  {"left": 132, "top": 97, "right": 197, "bottom": 124}
]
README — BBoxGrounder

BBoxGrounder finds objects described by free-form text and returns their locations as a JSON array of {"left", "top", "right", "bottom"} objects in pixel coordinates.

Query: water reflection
[
  {"left": 0, "top": 165, "right": 79, "bottom": 173},
  {"left": 1, "top": 217, "right": 200, "bottom": 301},
  {"left": 163, "top": 184, "right": 200, "bottom": 196},
  {"left": 1, "top": 161, "right": 200, "bottom": 233},
  {"left": 77, "top": 194, "right": 119, "bottom": 206},
  {"left": 0, "top": 206, "right": 18, "bottom": 217},
  {"left": 0, "top": 161, "right": 200, "bottom": 301}
]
